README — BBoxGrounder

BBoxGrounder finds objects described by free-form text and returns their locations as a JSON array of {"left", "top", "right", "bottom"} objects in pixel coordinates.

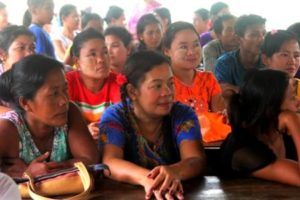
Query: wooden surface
[{"left": 88, "top": 176, "right": 300, "bottom": 200}]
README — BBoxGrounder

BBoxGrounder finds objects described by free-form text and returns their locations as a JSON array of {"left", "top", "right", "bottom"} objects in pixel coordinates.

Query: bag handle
[{"left": 24, "top": 162, "right": 92, "bottom": 200}]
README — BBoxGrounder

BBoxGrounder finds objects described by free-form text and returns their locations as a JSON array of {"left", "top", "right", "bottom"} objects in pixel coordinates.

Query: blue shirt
[
  {"left": 99, "top": 102, "right": 201, "bottom": 169},
  {"left": 29, "top": 24, "right": 55, "bottom": 59},
  {"left": 214, "top": 50, "right": 265, "bottom": 87}
]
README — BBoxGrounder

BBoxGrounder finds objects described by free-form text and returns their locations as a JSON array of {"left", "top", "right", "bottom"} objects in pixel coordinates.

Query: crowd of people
[{"left": 0, "top": 0, "right": 299, "bottom": 199}]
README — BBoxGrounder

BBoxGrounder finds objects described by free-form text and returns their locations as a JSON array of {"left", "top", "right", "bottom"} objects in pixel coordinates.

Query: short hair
[
  {"left": 0, "top": 25, "right": 35, "bottom": 52},
  {"left": 0, "top": 54, "right": 64, "bottom": 112},
  {"left": 81, "top": 12, "right": 103, "bottom": 30},
  {"left": 235, "top": 14, "right": 266, "bottom": 37},
  {"left": 210, "top": 2, "right": 228, "bottom": 17},
  {"left": 104, "top": 6, "right": 124, "bottom": 24},
  {"left": 104, "top": 26, "right": 132, "bottom": 47},
  {"left": 213, "top": 14, "right": 235, "bottom": 35},
  {"left": 0, "top": 2, "right": 6, "bottom": 10},
  {"left": 194, "top": 8, "right": 209, "bottom": 21},
  {"left": 287, "top": 22, "right": 300, "bottom": 40},
  {"left": 59, "top": 4, "right": 77, "bottom": 25},
  {"left": 154, "top": 7, "right": 172, "bottom": 26},
  {"left": 71, "top": 28, "right": 104, "bottom": 57},
  {"left": 261, "top": 30, "right": 299, "bottom": 58},
  {"left": 163, "top": 21, "right": 199, "bottom": 50}
]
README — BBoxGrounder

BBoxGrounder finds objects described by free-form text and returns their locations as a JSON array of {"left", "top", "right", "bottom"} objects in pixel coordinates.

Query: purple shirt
[{"left": 200, "top": 31, "right": 213, "bottom": 47}]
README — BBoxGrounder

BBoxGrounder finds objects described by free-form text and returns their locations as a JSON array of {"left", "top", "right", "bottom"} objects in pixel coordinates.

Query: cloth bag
[
  {"left": 198, "top": 112, "right": 231, "bottom": 143},
  {"left": 15, "top": 162, "right": 109, "bottom": 200}
]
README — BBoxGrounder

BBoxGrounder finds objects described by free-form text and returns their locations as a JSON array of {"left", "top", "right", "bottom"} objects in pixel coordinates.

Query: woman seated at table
[
  {"left": 221, "top": 69, "right": 300, "bottom": 186},
  {"left": 0, "top": 54, "right": 98, "bottom": 178},
  {"left": 100, "top": 51, "right": 206, "bottom": 200}
]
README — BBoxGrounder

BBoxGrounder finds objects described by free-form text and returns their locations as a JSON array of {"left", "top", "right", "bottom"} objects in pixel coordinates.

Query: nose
[
  {"left": 161, "top": 84, "right": 173, "bottom": 96},
  {"left": 59, "top": 93, "right": 69, "bottom": 107}
]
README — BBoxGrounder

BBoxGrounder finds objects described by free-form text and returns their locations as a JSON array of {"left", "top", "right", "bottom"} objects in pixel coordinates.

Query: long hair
[{"left": 229, "top": 69, "right": 289, "bottom": 136}]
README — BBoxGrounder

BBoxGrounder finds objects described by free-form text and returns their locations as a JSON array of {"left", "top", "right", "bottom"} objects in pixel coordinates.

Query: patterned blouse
[
  {"left": 0, "top": 111, "right": 69, "bottom": 164},
  {"left": 99, "top": 102, "right": 201, "bottom": 169}
]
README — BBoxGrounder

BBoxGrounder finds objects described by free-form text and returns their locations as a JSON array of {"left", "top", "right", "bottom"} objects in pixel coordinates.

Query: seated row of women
[{"left": 0, "top": 22, "right": 299, "bottom": 200}]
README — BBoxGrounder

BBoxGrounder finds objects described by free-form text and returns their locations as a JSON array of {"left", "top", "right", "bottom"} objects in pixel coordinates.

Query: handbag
[
  {"left": 15, "top": 162, "right": 109, "bottom": 200},
  {"left": 198, "top": 112, "right": 231, "bottom": 143}
]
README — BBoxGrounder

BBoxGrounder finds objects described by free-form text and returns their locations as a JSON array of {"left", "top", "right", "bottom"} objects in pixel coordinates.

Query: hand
[
  {"left": 88, "top": 122, "right": 100, "bottom": 140},
  {"left": 25, "top": 152, "right": 65, "bottom": 177},
  {"left": 2, "top": 157, "right": 28, "bottom": 177},
  {"left": 146, "top": 166, "right": 184, "bottom": 200}
]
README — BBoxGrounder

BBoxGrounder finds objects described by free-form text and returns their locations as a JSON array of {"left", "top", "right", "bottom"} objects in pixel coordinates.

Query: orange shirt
[{"left": 174, "top": 71, "right": 221, "bottom": 115}]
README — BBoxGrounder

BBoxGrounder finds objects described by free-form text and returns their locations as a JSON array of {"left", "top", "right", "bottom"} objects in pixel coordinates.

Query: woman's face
[
  {"left": 76, "top": 38, "right": 110, "bottom": 80},
  {"left": 3, "top": 35, "right": 35, "bottom": 70},
  {"left": 164, "top": 29, "right": 201, "bottom": 70},
  {"left": 281, "top": 80, "right": 298, "bottom": 112},
  {"left": 131, "top": 63, "right": 174, "bottom": 118},
  {"left": 62, "top": 9, "right": 80, "bottom": 31},
  {"left": 25, "top": 69, "right": 69, "bottom": 127},
  {"left": 105, "top": 34, "right": 130, "bottom": 73},
  {"left": 264, "top": 39, "right": 300, "bottom": 78},
  {"left": 139, "top": 23, "right": 162, "bottom": 50},
  {"left": 85, "top": 19, "right": 103, "bottom": 33}
]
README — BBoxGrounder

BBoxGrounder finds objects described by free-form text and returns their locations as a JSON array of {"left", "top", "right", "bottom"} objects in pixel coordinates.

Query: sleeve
[
  {"left": 30, "top": 27, "right": 48, "bottom": 55},
  {"left": 214, "top": 56, "right": 233, "bottom": 85},
  {"left": 203, "top": 44, "right": 218, "bottom": 72},
  {"left": 99, "top": 105, "right": 126, "bottom": 148},
  {"left": 65, "top": 72, "right": 75, "bottom": 100},
  {"left": 231, "top": 139, "right": 276, "bottom": 175},
  {"left": 208, "top": 73, "right": 222, "bottom": 97},
  {"left": 173, "top": 104, "right": 202, "bottom": 146}
]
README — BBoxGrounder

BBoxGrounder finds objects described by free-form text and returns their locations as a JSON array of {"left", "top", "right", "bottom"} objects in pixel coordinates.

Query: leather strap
[{"left": 24, "top": 162, "right": 92, "bottom": 200}]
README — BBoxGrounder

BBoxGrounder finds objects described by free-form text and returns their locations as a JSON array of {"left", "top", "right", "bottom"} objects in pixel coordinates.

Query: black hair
[
  {"left": 229, "top": 69, "right": 289, "bottom": 136},
  {"left": 27, "top": 0, "right": 47, "bottom": 8},
  {"left": 136, "top": 13, "right": 162, "bottom": 51},
  {"left": 194, "top": 8, "right": 209, "bottom": 21},
  {"left": 0, "top": 25, "right": 35, "bottom": 53},
  {"left": 261, "top": 30, "right": 299, "bottom": 58},
  {"left": 104, "top": 6, "right": 124, "bottom": 25},
  {"left": 81, "top": 12, "right": 103, "bottom": 30},
  {"left": 235, "top": 14, "right": 266, "bottom": 37},
  {"left": 104, "top": 26, "right": 132, "bottom": 47},
  {"left": 162, "top": 21, "right": 199, "bottom": 50},
  {"left": 59, "top": 4, "right": 77, "bottom": 25},
  {"left": 210, "top": 2, "right": 228, "bottom": 17},
  {"left": 154, "top": 7, "right": 172, "bottom": 26},
  {"left": 287, "top": 22, "right": 300, "bottom": 40},
  {"left": 213, "top": 14, "right": 235, "bottom": 35},
  {"left": 0, "top": 54, "right": 64, "bottom": 112},
  {"left": 0, "top": 1, "right": 6, "bottom": 9},
  {"left": 22, "top": 10, "right": 32, "bottom": 27},
  {"left": 71, "top": 28, "right": 105, "bottom": 57}
]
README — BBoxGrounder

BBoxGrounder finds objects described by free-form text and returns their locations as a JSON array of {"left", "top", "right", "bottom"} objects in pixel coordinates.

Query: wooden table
[{"left": 89, "top": 176, "right": 300, "bottom": 200}]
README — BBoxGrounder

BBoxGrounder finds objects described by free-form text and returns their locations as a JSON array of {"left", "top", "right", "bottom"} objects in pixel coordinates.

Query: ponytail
[{"left": 0, "top": 69, "right": 14, "bottom": 103}]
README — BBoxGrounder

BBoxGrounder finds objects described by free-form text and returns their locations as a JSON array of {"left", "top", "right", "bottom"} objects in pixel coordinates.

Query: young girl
[
  {"left": 261, "top": 30, "right": 300, "bottom": 78},
  {"left": 163, "top": 21, "right": 228, "bottom": 142},
  {"left": 100, "top": 50, "right": 206, "bottom": 200},
  {"left": 52, "top": 4, "right": 79, "bottom": 61},
  {"left": 221, "top": 69, "right": 300, "bottom": 186},
  {"left": 0, "top": 25, "right": 35, "bottom": 75},
  {"left": 104, "top": 26, "right": 132, "bottom": 73},
  {"left": 66, "top": 28, "right": 120, "bottom": 139},
  {"left": 27, "top": 0, "right": 55, "bottom": 58},
  {"left": 0, "top": 54, "right": 98, "bottom": 178},
  {"left": 136, "top": 13, "right": 163, "bottom": 52}
]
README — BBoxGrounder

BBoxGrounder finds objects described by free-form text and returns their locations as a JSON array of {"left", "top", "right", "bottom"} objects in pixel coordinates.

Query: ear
[
  {"left": 126, "top": 84, "right": 138, "bottom": 101},
  {"left": 164, "top": 48, "right": 171, "bottom": 57},
  {"left": 74, "top": 57, "right": 80, "bottom": 70},
  {"left": 261, "top": 54, "right": 269, "bottom": 66},
  {"left": 18, "top": 96, "right": 32, "bottom": 112},
  {"left": 126, "top": 44, "right": 133, "bottom": 56},
  {"left": 0, "top": 49, "right": 7, "bottom": 63}
]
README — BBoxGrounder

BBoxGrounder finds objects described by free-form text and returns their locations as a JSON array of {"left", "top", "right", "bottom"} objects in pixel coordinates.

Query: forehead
[
  {"left": 144, "top": 23, "right": 161, "bottom": 30},
  {"left": 40, "top": 69, "right": 65, "bottom": 89},
  {"left": 244, "top": 24, "right": 265, "bottom": 33},
  {"left": 80, "top": 38, "right": 105, "bottom": 50},
  {"left": 172, "top": 29, "right": 199, "bottom": 43},
  {"left": 279, "top": 39, "right": 300, "bottom": 51},
  {"left": 143, "top": 63, "right": 172, "bottom": 82}
]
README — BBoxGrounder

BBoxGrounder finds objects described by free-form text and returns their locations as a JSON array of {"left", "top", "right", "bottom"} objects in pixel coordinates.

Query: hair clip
[{"left": 270, "top": 29, "right": 278, "bottom": 35}]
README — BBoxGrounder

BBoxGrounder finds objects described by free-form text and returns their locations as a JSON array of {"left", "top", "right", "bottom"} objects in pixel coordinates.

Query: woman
[
  {"left": 163, "top": 21, "right": 228, "bottom": 143},
  {"left": 261, "top": 30, "right": 300, "bottom": 79},
  {"left": 0, "top": 25, "right": 35, "bottom": 75},
  {"left": 136, "top": 13, "right": 163, "bottom": 52},
  {"left": 100, "top": 51, "right": 206, "bottom": 200},
  {"left": 221, "top": 69, "right": 300, "bottom": 186},
  {"left": 66, "top": 28, "right": 120, "bottom": 139},
  {"left": 52, "top": 4, "right": 79, "bottom": 61},
  {"left": 104, "top": 26, "right": 132, "bottom": 73},
  {"left": 0, "top": 54, "right": 98, "bottom": 178}
]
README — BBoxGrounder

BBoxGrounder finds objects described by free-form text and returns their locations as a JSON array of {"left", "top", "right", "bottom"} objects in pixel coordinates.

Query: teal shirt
[{"left": 0, "top": 111, "right": 69, "bottom": 164}]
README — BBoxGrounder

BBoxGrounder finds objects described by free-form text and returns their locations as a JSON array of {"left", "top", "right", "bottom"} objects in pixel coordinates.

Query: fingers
[
  {"left": 46, "top": 162, "right": 65, "bottom": 170},
  {"left": 149, "top": 173, "right": 165, "bottom": 192},
  {"left": 147, "top": 167, "right": 160, "bottom": 179},
  {"left": 153, "top": 190, "right": 163, "bottom": 200},
  {"left": 34, "top": 152, "right": 50, "bottom": 162}
]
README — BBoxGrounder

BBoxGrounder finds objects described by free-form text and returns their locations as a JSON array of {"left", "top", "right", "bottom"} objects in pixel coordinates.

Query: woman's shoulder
[{"left": 101, "top": 103, "right": 125, "bottom": 121}]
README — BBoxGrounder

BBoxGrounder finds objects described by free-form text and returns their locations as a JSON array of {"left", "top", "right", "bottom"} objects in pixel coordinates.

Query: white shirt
[{"left": 0, "top": 173, "right": 21, "bottom": 200}]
